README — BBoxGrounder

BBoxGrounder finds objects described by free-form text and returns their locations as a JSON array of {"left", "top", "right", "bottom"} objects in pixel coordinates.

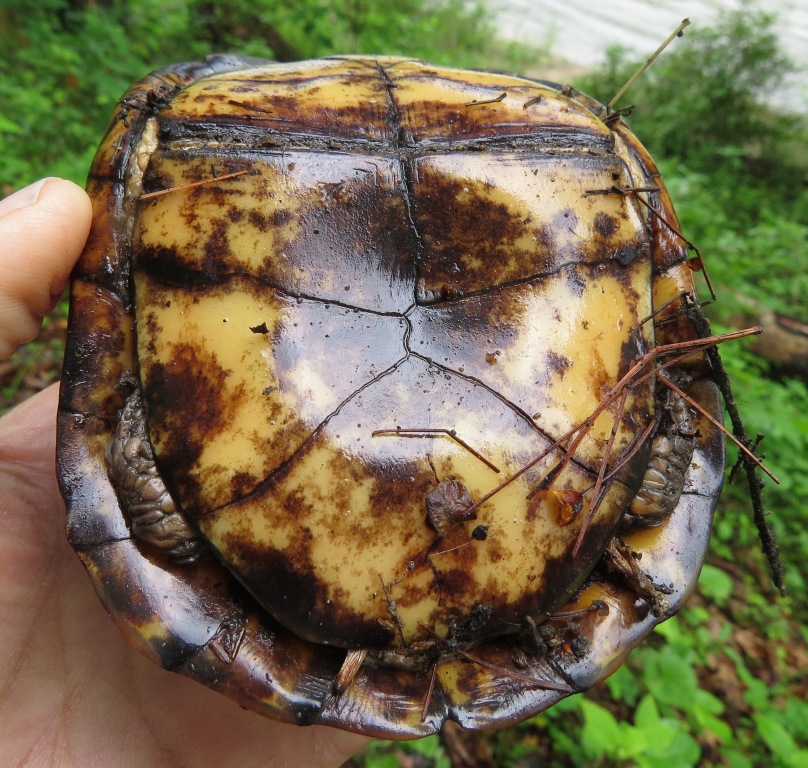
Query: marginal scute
[{"left": 57, "top": 55, "right": 726, "bottom": 738}]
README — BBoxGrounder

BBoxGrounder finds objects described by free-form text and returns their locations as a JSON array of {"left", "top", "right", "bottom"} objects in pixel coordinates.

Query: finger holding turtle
[{"left": 0, "top": 177, "right": 91, "bottom": 359}]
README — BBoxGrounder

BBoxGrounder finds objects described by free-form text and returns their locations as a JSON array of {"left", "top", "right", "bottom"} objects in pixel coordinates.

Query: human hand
[{"left": 0, "top": 179, "right": 371, "bottom": 767}]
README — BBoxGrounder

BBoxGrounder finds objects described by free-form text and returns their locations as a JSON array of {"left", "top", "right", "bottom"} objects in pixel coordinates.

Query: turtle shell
[{"left": 57, "top": 55, "right": 725, "bottom": 737}]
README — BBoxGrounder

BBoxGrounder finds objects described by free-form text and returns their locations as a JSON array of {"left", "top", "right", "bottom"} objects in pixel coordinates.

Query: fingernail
[{"left": 0, "top": 178, "right": 54, "bottom": 218}]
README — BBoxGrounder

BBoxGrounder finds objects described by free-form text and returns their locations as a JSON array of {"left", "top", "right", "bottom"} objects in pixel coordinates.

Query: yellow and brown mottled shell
[{"left": 57, "top": 55, "right": 725, "bottom": 737}]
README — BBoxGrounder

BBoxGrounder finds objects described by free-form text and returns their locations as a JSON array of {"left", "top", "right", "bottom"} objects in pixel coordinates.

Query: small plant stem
[{"left": 609, "top": 19, "right": 691, "bottom": 109}]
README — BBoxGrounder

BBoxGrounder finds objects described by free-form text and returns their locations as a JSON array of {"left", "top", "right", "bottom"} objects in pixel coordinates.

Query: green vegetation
[{"left": 3, "top": 3, "right": 806, "bottom": 766}]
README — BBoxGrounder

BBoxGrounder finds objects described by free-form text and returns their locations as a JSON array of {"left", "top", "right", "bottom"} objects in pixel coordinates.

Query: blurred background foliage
[{"left": 2, "top": 2, "right": 806, "bottom": 766}]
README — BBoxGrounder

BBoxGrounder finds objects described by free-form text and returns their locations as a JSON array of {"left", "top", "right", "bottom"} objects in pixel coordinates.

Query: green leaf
[
  {"left": 743, "top": 677, "right": 773, "bottom": 711},
  {"left": 698, "top": 563, "right": 734, "bottom": 604},
  {"left": 791, "top": 750, "right": 808, "bottom": 768},
  {"left": 754, "top": 712, "right": 798, "bottom": 764},
  {"left": 782, "top": 697, "right": 808, "bottom": 743},
  {"left": 694, "top": 709, "right": 733, "bottom": 745},
  {"left": 0, "top": 114, "right": 22, "bottom": 134},
  {"left": 623, "top": 722, "right": 677, "bottom": 759},
  {"left": 580, "top": 700, "right": 623, "bottom": 759},
  {"left": 628, "top": 719, "right": 700, "bottom": 768},
  {"left": 647, "top": 724, "right": 701, "bottom": 768},
  {"left": 693, "top": 688, "right": 725, "bottom": 716},
  {"left": 605, "top": 665, "right": 641, "bottom": 706},
  {"left": 723, "top": 748, "right": 755, "bottom": 768},
  {"left": 404, "top": 734, "right": 441, "bottom": 757},
  {"left": 634, "top": 694, "right": 660, "bottom": 728},
  {"left": 654, "top": 615, "right": 685, "bottom": 643},
  {"left": 549, "top": 694, "right": 582, "bottom": 714},
  {"left": 643, "top": 648, "right": 698, "bottom": 710}
]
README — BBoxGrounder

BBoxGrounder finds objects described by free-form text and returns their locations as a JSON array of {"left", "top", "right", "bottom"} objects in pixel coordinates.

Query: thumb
[{"left": 0, "top": 178, "right": 92, "bottom": 360}]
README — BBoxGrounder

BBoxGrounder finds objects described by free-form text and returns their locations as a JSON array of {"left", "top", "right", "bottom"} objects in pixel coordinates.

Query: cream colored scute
[
  {"left": 414, "top": 151, "right": 648, "bottom": 296},
  {"left": 135, "top": 150, "right": 415, "bottom": 313},
  {"left": 168, "top": 59, "right": 392, "bottom": 140},
  {"left": 134, "top": 154, "right": 301, "bottom": 273},
  {"left": 410, "top": 265, "right": 654, "bottom": 473},
  {"left": 539, "top": 265, "right": 654, "bottom": 463},
  {"left": 201, "top": 355, "right": 636, "bottom": 647},
  {"left": 392, "top": 67, "right": 611, "bottom": 140},
  {"left": 135, "top": 273, "right": 408, "bottom": 515},
  {"left": 135, "top": 275, "right": 295, "bottom": 512}
]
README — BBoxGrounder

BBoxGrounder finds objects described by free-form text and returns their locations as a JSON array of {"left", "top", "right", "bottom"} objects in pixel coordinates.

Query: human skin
[{"left": 0, "top": 178, "right": 371, "bottom": 768}]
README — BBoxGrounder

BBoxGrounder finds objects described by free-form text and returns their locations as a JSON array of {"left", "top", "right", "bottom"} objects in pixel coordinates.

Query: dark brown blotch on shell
[
  {"left": 276, "top": 166, "right": 417, "bottom": 313},
  {"left": 593, "top": 211, "right": 618, "bottom": 239},
  {"left": 217, "top": 527, "right": 397, "bottom": 649},
  {"left": 136, "top": 244, "right": 229, "bottom": 288},
  {"left": 413, "top": 168, "right": 537, "bottom": 300},
  {"left": 143, "top": 341, "right": 243, "bottom": 513},
  {"left": 546, "top": 350, "right": 572, "bottom": 378}
]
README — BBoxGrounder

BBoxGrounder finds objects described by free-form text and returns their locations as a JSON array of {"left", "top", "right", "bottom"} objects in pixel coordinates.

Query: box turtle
[{"left": 57, "top": 55, "right": 729, "bottom": 737}]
